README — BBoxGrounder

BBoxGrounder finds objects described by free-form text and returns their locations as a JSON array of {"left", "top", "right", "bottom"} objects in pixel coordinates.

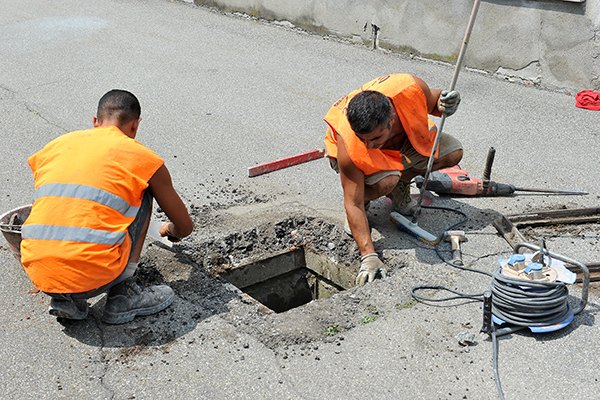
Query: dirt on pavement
[
  {"left": 112, "top": 178, "right": 420, "bottom": 351},
  {"left": 53, "top": 177, "right": 597, "bottom": 358}
]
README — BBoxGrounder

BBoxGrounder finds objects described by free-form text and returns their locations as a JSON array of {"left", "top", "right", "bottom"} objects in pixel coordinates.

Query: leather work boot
[
  {"left": 49, "top": 298, "right": 89, "bottom": 320},
  {"left": 103, "top": 277, "right": 175, "bottom": 325},
  {"left": 389, "top": 181, "right": 418, "bottom": 216},
  {"left": 344, "top": 201, "right": 370, "bottom": 236}
]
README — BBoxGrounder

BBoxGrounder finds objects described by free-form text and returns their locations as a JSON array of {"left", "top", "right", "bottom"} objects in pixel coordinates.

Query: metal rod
[
  {"left": 0, "top": 224, "right": 21, "bottom": 231},
  {"left": 412, "top": 0, "right": 482, "bottom": 224},
  {"left": 514, "top": 187, "right": 589, "bottom": 195}
]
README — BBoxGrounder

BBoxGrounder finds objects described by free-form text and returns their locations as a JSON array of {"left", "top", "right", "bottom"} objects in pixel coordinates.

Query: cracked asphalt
[{"left": 1, "top": 0, "right": 599, "bottom": 399}]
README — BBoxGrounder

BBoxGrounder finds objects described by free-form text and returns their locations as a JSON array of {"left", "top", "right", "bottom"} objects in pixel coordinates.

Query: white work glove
[
  {"left": 438, "top": 90, "right": 461, "bottom": 116},
  {"left": 355, "top": 253, "right": 388, "bottom": 286}
]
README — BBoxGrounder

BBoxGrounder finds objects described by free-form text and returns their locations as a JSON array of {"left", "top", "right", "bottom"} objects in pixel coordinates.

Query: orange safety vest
[
  {"left": 324, "top": 74, "right": 438, "bottom": 176},
  {"left": 20, "top": 126, "right": 164, "bottom": 293}
]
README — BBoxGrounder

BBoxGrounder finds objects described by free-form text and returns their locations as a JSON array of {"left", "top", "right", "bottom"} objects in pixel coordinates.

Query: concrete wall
[{"left": 193, "top": 0, "right": 600, "bottom": 93}]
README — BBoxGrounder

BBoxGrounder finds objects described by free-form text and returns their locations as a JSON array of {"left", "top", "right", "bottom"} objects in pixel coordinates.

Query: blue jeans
[{"left": 45, "top": 191, "right": 153, "bottom": 301}]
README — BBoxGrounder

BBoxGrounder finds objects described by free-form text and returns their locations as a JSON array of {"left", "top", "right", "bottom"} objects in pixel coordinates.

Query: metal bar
[
  {"left": 514, "top": 187, "right": 588, "bottom": 195},
  {"left": 506, "top": 207, "right": 600, "bottom": 222},
  {"left": 0, "top": 224, "right": 22, "bottom": 231},
  {"left": 248, "top": 148, "right": 326, "bottom": 177},
  {"left": 565, "top": 262, "right": 600, "bottom": 283},
  {"left": 494, "top": 207, "right": 600, "bottom": 249},
  {"left": 493, "top": 214, "right": 527, "bottom": 249},
  {"left": 413, "top": 0, "right": 482, "bottom": 223}
]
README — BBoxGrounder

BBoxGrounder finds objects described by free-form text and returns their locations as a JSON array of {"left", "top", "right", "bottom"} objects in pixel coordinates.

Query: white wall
[{"left": 193, "top": 0, "right": 600, "bottom": 92}]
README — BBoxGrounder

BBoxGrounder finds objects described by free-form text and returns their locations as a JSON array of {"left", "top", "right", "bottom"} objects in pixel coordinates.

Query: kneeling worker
[
  {"left": 20, "top": 89, "right": 194, "bottom": 324},
  {"left": 324, "top": 74, "right": 463, "bottom": 285}
]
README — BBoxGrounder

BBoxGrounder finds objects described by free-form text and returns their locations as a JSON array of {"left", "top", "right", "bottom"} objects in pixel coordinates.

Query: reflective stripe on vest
[
  {"left": 22, "top": 182, "right": 138, "bottom": 245},
  {"left": 33, "top": 183, "right": 139, "bottom": 218},
  {"left": 21, "top": 225, "right": 126, "bottom": 245}
]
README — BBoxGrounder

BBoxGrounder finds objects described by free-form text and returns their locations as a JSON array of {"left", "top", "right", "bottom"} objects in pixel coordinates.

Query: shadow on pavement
[
  {"left": 59, "top": 247, "right": 237, "bottom": 348},
  {"left": 368, "top": 192, "right": 507, "bottom": 267}
]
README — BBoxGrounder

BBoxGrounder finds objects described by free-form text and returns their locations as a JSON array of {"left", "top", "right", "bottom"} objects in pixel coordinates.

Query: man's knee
[
  {"left": 449, "top": 148, "right": 463, "bottom": 165},
  {"left": 435, "top": 149, "right": 463, "bottom": 170},
  {"left": 367, "top": 174, "right": 400, "bottom": 197}
]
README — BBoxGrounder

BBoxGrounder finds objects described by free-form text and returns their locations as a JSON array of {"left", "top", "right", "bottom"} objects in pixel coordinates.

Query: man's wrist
[
  {"left": 361, "top": 253, "right": 378, "bottom": 262},
  {"left": 165, "top": 222, "right": 180, "bottom": 239},
  {"left": 431, "top": 94, "right": 444, "bottom": 117}
]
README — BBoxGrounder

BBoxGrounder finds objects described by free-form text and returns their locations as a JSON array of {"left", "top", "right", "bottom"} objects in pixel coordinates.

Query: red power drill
[
  {"left": 418, "top": 165, "right": 516, "bottom": 195},
  {"left": 415, "top": 148, "right": 588, "bottom": 196}
]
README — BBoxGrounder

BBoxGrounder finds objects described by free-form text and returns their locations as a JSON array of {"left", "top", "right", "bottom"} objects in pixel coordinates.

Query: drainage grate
[{"left": 218, "top": 247, "right": 356, "bottom": 313}]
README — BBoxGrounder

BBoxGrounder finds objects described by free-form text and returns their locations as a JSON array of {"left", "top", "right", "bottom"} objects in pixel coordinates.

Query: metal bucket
[{"left": 0, "top": 204, "right": 31, "bottom": 263}]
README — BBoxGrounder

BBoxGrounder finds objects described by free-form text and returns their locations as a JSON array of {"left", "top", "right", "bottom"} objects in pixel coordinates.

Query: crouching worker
[
  {"left": 324, "top": 74, "right": 463, "bottom": 285},
  {"left": 20, "top": 89, "right": 194, "bottom": 324}
]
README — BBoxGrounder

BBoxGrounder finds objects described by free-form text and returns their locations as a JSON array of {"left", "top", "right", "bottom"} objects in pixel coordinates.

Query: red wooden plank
[{"left": 248, "top": 148, "right": 326, "bottom": 177}]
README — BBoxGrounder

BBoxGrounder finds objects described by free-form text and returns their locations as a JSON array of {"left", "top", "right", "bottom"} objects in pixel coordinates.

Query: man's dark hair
[
  {"left": 346, "top": 91, "right": 392, "bottom": 134},
  {"left": 96, "top": 89, "right": 141, "bottom": 125}
]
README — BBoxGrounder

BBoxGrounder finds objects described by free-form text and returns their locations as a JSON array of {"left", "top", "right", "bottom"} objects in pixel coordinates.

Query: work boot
[
  {"left": 102, "top": 277, "right": 175, "bottom": 325},
  {"left": 49, "top": 298, "right": 89, "bottom": 320},
  {"left": 389, "top": 181, "right": 418, "bottom": 216},
  {"left": 344, "top": 201, "right": 370, "bottom": 236}
]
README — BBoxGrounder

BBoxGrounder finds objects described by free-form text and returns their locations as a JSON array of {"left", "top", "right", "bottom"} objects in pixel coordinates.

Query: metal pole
[{"left": 412, "top": 0, "right": 482, "bottom": 223}]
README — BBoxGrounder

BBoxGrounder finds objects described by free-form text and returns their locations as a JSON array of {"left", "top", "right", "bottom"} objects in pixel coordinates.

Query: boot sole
[
  {"left": 48, "top": 302, "right": 89, "bottom": 320},
  {"left": 387, "top": 194, "right": 418, "bottom": 216},
  {"left": 102, "top": 293, "right": 175, "bottom": 325},
  {"left": 49, "top": 308, "right": 88, "bottom": 320}
]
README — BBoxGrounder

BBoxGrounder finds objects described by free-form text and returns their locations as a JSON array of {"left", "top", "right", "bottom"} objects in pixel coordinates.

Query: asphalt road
[{"left": 1, "top": 0, "right": 598, "bottom": 399}]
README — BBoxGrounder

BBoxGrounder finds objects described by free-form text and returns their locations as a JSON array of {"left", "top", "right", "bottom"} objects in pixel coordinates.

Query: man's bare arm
[
  {"left": 414, "top": 76, "right": 443, "bottom": 117},
  {"left": 414, "top": 76, "right": 461, "bottom": 117},
  {"left": 148, "top": 164, "right": 194, "bottom": 239},
  {"left": 337, "top": 135, "right": 375, "bottom": 257}
]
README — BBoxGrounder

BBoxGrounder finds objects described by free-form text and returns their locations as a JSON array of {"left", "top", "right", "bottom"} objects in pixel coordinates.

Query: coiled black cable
[{"left": 490, "top": 268, "right": 572, "bottom": 327}]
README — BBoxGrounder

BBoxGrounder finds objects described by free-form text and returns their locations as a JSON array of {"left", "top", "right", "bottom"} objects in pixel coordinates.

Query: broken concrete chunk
[{"left": 456, "top": 332, "right": 476, "bottom": 346}]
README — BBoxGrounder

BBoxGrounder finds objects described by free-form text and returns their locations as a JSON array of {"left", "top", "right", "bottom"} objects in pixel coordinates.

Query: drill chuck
[{"left": 488, "top": 182, "right": 516, "bottom": 196}]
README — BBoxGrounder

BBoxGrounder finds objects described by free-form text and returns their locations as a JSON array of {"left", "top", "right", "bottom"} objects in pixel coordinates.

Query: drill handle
[
  {"left": 415, "top": 171, "right": 454, "bottom": 194},
  {"left": 482, "top": 147, "right": 496, "bottom": 182},
  {"left": 482, "top": 147, "right": 496, "bottom": 192}
]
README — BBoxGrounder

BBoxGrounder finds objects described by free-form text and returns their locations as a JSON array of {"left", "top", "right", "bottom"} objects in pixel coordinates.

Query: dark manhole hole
[{"left": 218, "top": 247, "right": 357, "bottom": 313}]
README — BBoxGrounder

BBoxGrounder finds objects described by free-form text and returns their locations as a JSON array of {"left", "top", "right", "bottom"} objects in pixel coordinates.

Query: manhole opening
[{"left": 219, "top": 247, "right": 356, "bottom": 313}]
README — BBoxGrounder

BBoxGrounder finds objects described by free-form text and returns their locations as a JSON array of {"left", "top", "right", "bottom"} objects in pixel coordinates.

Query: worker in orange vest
[
  {"left": 21, "top": 90, "right": 194, "bottom": 324},
  {"left": 324, "top": 74, "right": 463, "bottom": 285}
]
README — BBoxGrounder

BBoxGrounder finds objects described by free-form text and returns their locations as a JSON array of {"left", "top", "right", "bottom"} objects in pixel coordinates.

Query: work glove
[
  {"left": 355, "top": 253, "right": 388, "bottom": 286},
  {"left": 438, "top": 90, "right": 461, "bottom": 116}
]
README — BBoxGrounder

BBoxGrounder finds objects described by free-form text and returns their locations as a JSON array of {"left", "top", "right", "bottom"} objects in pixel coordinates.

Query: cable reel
[{"left": 482, "top": 241, "right": 590, "bottom": 335}]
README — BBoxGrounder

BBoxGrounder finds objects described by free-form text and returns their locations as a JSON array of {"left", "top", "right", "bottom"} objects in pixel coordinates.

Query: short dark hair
[
  {"left": 96, "top": 89, "right": 141, "bottom": 125},
  {"left": 346, "top": 91, "right": 392, "bottom": 135}
]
